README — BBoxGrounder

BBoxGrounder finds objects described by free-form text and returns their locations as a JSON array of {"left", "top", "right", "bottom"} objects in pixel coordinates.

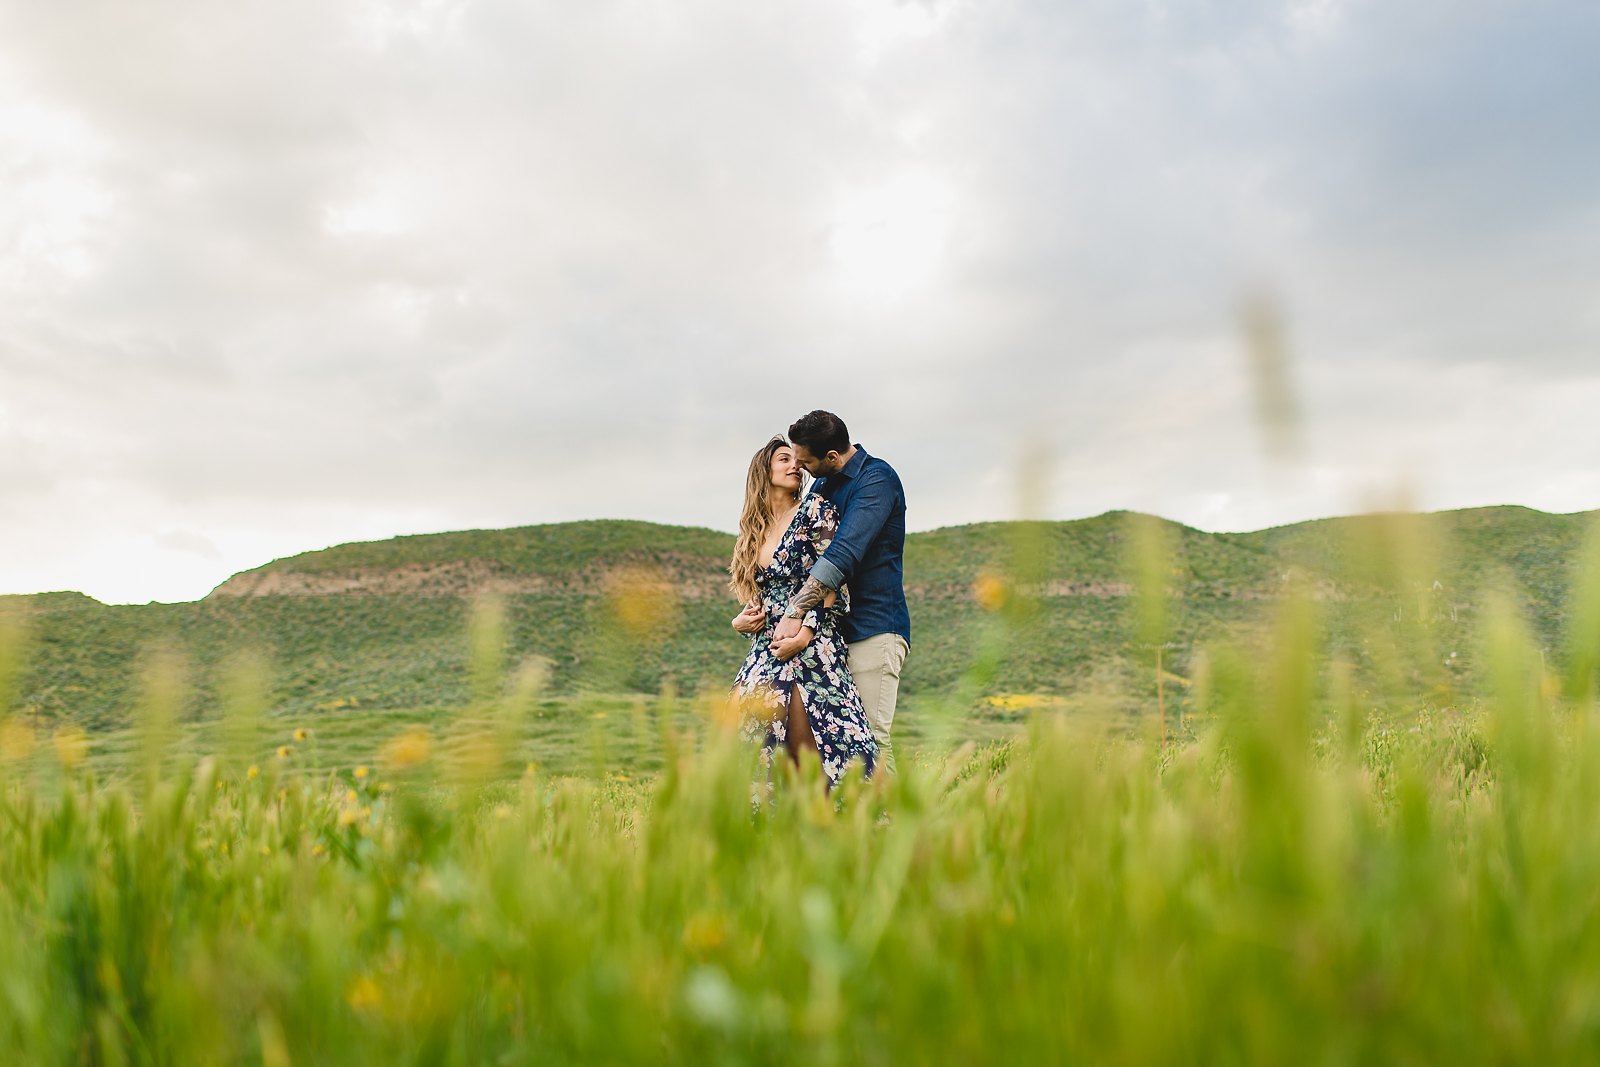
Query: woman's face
[{"left": 768, "top": 446, "right": 802, "bottom": 494}]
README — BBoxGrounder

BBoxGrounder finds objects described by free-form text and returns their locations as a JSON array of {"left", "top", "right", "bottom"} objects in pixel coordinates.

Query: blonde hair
[{"left": 729, "top": 436, "right": 801, "bottom": 603}]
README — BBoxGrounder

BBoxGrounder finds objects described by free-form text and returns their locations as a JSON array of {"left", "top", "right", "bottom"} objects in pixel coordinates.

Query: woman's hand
[
  {"left": 770, "top": 625, "right": 814, "bottom": 662},
  {"left": 731, "top": 602, "right": 766, "bottom": 635}
]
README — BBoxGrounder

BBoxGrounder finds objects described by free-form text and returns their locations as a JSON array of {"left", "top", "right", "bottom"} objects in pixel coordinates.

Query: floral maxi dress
[{"left": 732, "top": 493, "right": 878, "bottom": 786}]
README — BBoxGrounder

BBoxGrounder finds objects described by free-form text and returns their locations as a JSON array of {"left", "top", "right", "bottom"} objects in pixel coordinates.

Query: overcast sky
[{"left": 3, "top": 0, "right": 1598, "bottom": 604}]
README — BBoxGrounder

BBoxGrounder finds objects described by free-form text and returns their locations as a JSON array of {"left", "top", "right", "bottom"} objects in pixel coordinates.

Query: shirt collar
[{"left": 834, "top": 444, "right": 868, "bottom": 482}]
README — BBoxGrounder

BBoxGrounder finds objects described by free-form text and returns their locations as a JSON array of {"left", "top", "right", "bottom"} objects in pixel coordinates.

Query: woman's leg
[{"left": 784, "top": 685, "right": 819, "bottom": 766}]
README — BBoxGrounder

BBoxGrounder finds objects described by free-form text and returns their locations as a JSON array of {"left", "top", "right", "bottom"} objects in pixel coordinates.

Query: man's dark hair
[{"left": 789, "top": 410, "right": 850, "bottom": 456}]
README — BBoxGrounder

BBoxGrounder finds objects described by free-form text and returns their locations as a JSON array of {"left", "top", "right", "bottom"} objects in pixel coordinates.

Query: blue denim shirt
[{"left": 807, "top": 445, "right": 911, "bottom": 646}]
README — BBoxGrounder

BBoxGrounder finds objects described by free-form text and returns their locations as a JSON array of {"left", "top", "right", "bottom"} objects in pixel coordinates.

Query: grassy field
[
  {"left": 4, "top": 508, "right": 1600, "bottom": 1061},
  {"left": 5, "top": 506, "right": 1598, "bottom": 740}
]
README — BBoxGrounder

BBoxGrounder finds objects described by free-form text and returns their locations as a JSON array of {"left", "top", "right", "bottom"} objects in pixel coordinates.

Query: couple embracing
[{"left": 728, "top": 410, "right": 910, "bottom": 787}]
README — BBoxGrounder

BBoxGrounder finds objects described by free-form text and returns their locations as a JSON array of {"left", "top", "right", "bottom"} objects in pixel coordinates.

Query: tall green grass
[{"left": 4, "top": 513, "right": 1600, "bottom": 1063}]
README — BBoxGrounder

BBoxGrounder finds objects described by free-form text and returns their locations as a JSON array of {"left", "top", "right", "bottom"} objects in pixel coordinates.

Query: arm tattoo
[{"left": 785, "top": 576, "right": 830, "bottom": 619}]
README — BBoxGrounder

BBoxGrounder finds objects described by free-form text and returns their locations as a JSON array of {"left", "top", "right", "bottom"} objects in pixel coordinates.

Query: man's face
[{"left": 792, "top": 442, "right": 833, "bottom": 478}]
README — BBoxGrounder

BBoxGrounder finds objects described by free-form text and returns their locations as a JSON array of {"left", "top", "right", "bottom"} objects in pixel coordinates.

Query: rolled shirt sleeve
[{"left": 811, "top": 554, "right": 847, "bottom": 591}]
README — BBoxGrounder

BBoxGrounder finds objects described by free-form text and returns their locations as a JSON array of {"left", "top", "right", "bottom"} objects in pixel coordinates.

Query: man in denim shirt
[{"left": 771, "top": 410, "right": 910, "bottom": 772}]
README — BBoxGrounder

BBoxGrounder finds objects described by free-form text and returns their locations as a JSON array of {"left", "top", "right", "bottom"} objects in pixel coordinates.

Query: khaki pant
[{"left": 848, "top": 632, "right": 909, "bottom": 775}]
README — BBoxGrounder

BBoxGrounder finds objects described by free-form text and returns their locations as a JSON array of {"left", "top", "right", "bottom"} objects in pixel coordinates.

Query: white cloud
[
  {"left": 0, "top": 0, "right": 1596, "bottom": 602},
  {"left": 829, "top": 169, "right": 956, "bottom": 301},
  {"left": 857, "top": 0, "right": 956, "bottom": 64},
  {"left": 0, "top": 89, "right": 116, "bottom": 291}
]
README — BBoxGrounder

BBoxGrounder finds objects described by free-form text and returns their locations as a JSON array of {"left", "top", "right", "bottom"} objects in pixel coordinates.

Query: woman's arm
[{"left": 732, "top": 600, "right": 765, "bottom": 635}]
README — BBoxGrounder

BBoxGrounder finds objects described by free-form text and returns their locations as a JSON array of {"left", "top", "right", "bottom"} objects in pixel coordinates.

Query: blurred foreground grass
[{"left": 4, "top": 517, "right": 1600, "bottom": 1063}]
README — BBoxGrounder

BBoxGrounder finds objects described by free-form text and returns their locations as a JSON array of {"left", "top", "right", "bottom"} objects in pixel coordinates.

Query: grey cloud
[{"left": 1, "top": 0, "right": 1598, "bottom": 601}]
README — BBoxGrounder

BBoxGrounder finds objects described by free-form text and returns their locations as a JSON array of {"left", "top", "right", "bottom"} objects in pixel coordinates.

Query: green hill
[{"left": 4, "top": 507, "right": 1596, "bottom": 737}]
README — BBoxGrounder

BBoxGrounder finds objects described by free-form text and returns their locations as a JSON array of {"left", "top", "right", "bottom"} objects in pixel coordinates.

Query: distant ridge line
[{"left": 4, "top": 504, "right": 1592, "bottom": 606}]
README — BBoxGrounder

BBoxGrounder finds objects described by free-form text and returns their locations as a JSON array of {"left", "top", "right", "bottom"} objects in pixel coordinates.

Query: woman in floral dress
[{"left": 729, "top": 437, "right": 877, "bottom": 787}]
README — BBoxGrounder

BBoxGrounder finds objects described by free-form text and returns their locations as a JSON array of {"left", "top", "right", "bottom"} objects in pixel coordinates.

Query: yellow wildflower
[
  {"left": 605, "top": 565, "right": 679, "bottom": 637},
  {"left": 380, "top": 726, "right": 431, "bottom": 770},
  {"left": 972, "top": 571, "right": 1009, "bottom": 612},
  {"left": 353, "top": 765, "right": 369, "bottom": 780},
  {"left": 52, "top": 726, "right": 88, "bottom": 770},
  {"left": 0, "top": 719, "right": 35, "bottom": 762},
  {"left": 347, "top": 976, "right": 382, "bottom": 1011},
  {"left": 293, "top": 727, "right": 309, "bottom": 742},
  {"left": 247, "top": 765, "right": 260, "bottom": 780},
  {"left": 682, "top": 910, "right": 728, "bottom": 954},
  {"left": 276, "top": 745, "right": 292, "bottom": 760}
]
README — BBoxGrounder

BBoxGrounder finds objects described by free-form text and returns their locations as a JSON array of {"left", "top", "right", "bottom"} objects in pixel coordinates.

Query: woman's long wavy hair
[{"left": 729, "top": 436, "right": 803, "bottom": 604}]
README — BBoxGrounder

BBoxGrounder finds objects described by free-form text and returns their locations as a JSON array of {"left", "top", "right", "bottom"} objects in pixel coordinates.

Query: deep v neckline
[{"left": 758, "top": 502, "right": 804, "bottom": 570}]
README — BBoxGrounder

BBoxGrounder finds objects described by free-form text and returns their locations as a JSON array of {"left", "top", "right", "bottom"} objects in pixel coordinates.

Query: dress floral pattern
[{"left": 733, "top": 493, "right": 878, "bottom": 787}]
